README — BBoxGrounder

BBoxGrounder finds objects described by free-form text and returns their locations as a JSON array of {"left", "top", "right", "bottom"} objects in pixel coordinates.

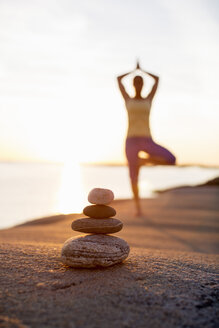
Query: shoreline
[
  {"left": 1, "top": 185, "right": 218, "bottom": 253},
  {"left": 2, "top": 176, "right": 218, "bottom": 231},
  {"left": 1, "top": 165, "right": 218, "bottom": 231},
  {"left": 0, "top": 199, "right": 132, "bottom": 231}
]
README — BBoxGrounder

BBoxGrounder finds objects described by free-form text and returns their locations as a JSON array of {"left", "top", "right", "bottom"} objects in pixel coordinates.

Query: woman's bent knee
[{"left": 169, "top": 154, "right": 176, "bottom": 165}]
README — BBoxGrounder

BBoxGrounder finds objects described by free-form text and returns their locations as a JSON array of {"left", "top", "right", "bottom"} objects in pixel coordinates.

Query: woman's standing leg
[{"left": 125, "top": 137, "right": 142, "bottom": 215}]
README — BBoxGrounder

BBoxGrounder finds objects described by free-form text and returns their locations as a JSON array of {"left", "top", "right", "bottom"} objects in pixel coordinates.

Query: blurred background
[{"left": 0, "top": 0, "right": 219, "bottom": 228}]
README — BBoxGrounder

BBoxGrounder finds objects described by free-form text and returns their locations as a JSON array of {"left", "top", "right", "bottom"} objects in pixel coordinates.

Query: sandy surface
[{"left": 0, "top": 186, "right": 219, "bottom": 327}]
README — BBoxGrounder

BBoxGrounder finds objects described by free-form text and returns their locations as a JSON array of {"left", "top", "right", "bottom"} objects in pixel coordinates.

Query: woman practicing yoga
[{"left": 117, "top": 61, "right": 176, "bottom": 215}]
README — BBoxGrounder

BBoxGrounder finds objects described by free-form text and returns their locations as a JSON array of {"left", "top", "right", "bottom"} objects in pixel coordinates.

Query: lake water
[{"left": 0, "top": 162, "right": 218, "bottom": 229}]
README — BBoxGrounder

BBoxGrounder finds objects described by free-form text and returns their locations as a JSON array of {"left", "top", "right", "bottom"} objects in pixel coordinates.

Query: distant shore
[
  {"left": 1, "top": 160, "right": 219, "bottom": 169},
  {"left": 156, "top": 176, "right": 219, "bottom": 193}
]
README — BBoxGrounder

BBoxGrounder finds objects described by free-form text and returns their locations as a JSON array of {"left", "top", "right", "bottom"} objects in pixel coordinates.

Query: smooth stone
[
  {"left": 71, "top": 218, "right": 123, "bottom": 234},
  {"left": 61, "top": 234, "right": 130, "bottom": 268},
  {"left": 83, "top": 205, "right": 116, "bottom": 218},
  {"left": 88, "top": 188, "right": 114, "bottom": 205}
]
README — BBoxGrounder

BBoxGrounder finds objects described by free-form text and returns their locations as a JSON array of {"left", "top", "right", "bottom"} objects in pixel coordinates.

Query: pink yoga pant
[{"left": 126, "top": 136, "right": 176, "bottom": 184}]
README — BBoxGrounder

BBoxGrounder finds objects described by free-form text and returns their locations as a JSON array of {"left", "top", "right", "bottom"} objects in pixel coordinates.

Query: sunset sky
[{"left": 0, "top": 0, "right": 219, "bottom": 166}]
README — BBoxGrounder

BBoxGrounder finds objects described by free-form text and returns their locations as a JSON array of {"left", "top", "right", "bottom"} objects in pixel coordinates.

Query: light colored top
[{"left": 125, "top": 98, "right": 152, "bottom": 137}]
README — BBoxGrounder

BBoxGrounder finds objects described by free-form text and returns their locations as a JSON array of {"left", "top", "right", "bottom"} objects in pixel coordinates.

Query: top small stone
[{"left": 88, "top": 188, "right": 114, "bottom": 205}]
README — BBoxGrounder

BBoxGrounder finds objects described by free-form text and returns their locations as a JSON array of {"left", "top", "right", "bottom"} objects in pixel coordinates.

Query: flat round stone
[
  {"left": 71, "top": 218, "right": 123, "bottom": 234},
  {"left": 61, "top": 234, "right": 130, "bottom": 268},
  {"left": 83, "top": 205, "right": 116, "bottom": 218},
  {"left": 88, "top": 188, "right": 114, "bottom": 205}
]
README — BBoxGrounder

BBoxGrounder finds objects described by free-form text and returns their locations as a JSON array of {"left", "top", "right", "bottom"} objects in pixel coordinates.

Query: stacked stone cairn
[{"left": 61, "top": 188, "right": 130, "bottom": 268}]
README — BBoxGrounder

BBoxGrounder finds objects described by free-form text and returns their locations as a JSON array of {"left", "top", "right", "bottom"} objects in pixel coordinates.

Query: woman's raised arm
[
  {"left": 141, "top": 68, "right": 159, "bottom": 101},
  {"left": 117, "top": 71, "right": 132, "bottom": 101}
]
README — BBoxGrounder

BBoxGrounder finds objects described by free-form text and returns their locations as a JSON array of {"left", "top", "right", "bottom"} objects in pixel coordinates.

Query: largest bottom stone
[{"left": 61, "top": 234, "right": 130, "bottom": 268}]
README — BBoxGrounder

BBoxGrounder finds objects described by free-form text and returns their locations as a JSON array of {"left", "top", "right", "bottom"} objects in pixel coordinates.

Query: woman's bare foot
[
  {"left": 138, "top": 156, "right": 169, "bottom": 167},
  {"left": 135, "top": 209, "right": 143, "bottom": 217},
  {"left": 135, "top": 202, "right": 143, "bottom": 217},
  {"left": 138, "top": 157, "right": 152, "bottom": 166}
]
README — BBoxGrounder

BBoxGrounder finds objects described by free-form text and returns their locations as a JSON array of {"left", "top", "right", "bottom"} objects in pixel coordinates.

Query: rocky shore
[{"left": 0, "top": 186, "right": 218, "bottom": 328}]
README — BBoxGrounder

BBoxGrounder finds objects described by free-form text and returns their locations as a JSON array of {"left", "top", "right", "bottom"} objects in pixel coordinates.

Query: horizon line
[{"left": 0, "top": 159, "right": 219, "bottom": 169}]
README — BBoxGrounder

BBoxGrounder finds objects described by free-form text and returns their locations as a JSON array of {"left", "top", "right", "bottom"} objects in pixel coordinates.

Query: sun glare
[
  {"left": 57, "top": 161, "right": 85, "bottom": 214},
  {"left": 139, "top": 179, "right": 154, "bottom": 198}
]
